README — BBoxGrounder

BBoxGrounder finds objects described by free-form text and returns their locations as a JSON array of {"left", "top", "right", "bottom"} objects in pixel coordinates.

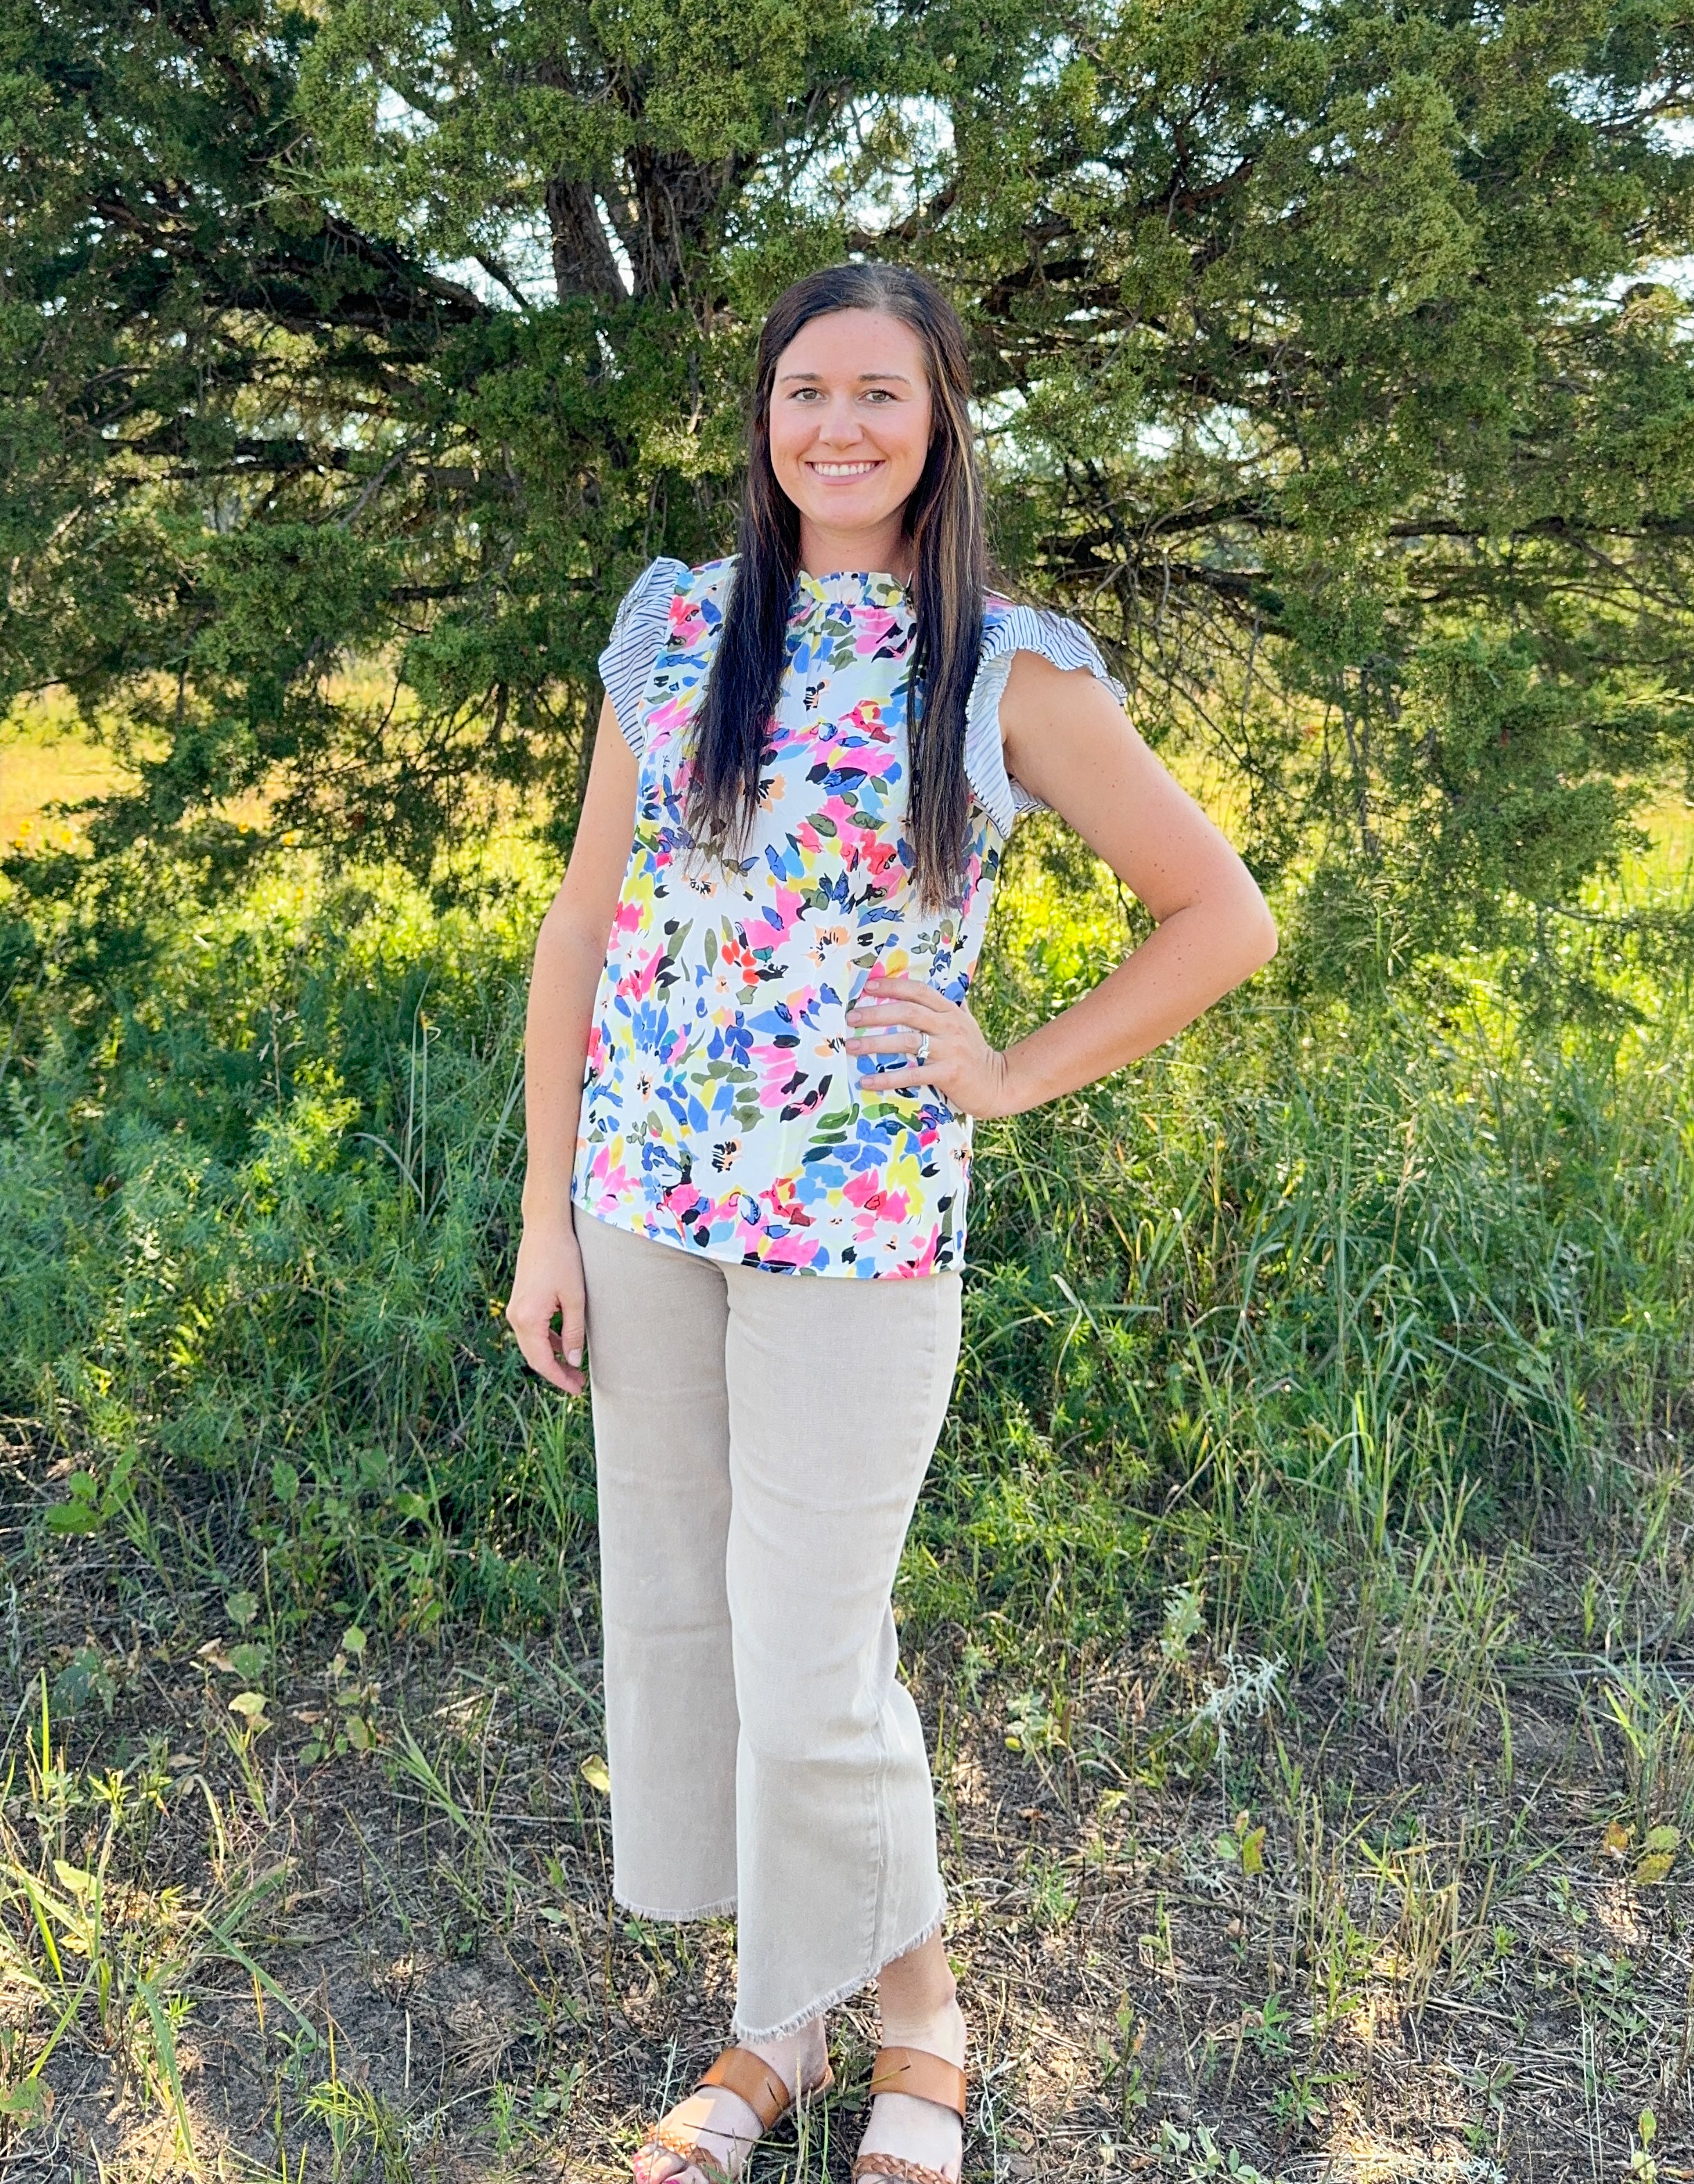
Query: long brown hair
[{"left": 688, "top": 263, "right": 986, "bottom": 909}]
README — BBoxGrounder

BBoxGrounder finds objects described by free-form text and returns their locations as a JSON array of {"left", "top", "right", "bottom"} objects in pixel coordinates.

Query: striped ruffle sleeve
[
  {"left": 598, "top": 557, "right": 690, "bottom": 759},
  {"left": 963, "top": 602, "right": 1130, "bottom": 836}
]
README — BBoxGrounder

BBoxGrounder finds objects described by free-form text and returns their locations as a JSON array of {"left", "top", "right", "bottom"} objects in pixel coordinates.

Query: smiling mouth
[{"left": 806, "top": 459, "right": 884, "bottom": 479}]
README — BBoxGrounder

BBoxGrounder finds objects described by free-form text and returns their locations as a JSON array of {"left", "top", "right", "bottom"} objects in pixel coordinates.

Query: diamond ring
[{"left": 916, "top": 1031, "right": 931, "bottom": 1068}]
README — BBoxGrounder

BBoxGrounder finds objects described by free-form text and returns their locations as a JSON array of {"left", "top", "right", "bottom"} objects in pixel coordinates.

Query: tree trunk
[{"left": 545, "top": 177, "right": 627, "bottom": 303}]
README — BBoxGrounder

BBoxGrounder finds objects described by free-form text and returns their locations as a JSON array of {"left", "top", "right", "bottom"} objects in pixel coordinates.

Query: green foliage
[
  {"left": 6, "top": 0, "right": 1694, "bottom": 990},
  {"left": 1, "top": 846, "right": 598, "bottom": 1635},
  {"left": 2, "top": 839, "right": 1690, "bottom": 1661}
]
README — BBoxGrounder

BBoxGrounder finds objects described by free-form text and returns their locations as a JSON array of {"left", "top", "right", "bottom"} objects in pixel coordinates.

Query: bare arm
[
  {"left": 506, "top": 695, "right": 637, "bottom": 1389},
  {"left": 846, "top": 651, "right": 1277, "bottom": 1113}
]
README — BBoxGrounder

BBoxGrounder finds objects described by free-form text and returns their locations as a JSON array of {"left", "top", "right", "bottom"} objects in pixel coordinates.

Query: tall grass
[{"left": 3, "top": 832, "right": 1692, "bottom": 1689}]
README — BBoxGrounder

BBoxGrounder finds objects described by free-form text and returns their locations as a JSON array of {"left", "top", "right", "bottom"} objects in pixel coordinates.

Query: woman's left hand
[{"left": 844, "top": 973, "right": 1018, "bottom": 1118}]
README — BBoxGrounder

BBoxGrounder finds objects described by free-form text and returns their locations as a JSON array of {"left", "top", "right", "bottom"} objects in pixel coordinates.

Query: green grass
[
  {"left": 3, "top": 798, "right": 1694, "bottom": 2178},
  {"left": 2, "top": 818, "right": 1692, "bottom": 1665}
]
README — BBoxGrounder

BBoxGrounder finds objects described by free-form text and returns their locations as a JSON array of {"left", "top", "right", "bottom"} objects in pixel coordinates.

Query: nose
[{"left": 815, "top": 395, "right": 866, "bottom": 447}]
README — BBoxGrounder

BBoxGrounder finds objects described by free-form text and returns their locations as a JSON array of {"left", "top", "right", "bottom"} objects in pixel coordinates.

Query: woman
[{"left": 507, "top": 262, "right": 1276, "bottom": 2184}]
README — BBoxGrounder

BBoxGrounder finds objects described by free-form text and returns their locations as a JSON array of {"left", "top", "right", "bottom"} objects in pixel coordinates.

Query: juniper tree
[{"left": 4, "top": 0, "right": 1694, "bottom": 994}]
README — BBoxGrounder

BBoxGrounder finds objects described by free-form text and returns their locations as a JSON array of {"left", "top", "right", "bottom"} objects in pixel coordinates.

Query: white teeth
[{"left": 810, "top": 461, "right": 880, "bottom": 476}]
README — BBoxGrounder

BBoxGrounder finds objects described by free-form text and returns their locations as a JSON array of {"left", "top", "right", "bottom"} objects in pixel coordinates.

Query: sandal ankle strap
[{"left": 866, "top": 2044, "right": 967, "bottom": 2120}]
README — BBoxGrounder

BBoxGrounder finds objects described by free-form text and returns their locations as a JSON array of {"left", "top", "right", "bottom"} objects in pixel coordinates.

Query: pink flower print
[
  {"left": 583, "top": 1150, "right": 639, "bottom": 1212},
  {"left": 819, "top": 805, "right": 896, "bottom": 884},
  {"left": 659, "top": 1179, "right": 709, "bottom": 1228},
  {"left": 612, "top": 897, "right": 643, "bottom": 935},
  {"left": 668, "top": 595, "right": 708, "bottom": 647},
  {"left": 760, "top": 1230, "right": 826, "bottom": 1269},
  {"left": 751, "top": 1039, "right": 807, "bottom": 1109},
  {"left": 760, "top": 1175, "right": 816, "bottom": 1229},
  {"left": 841, "top": 699, "right": 898, "bottom": 753},
  {"left": 860, "top": 834, "right": 900, "bottom": 886},
  {"left": 844, "top": 1171, "right": 913, "bottom": 1227},
  {"left": 645, "top": 690, "right": 696, "bottom": 749},
  {"left": 618, "top": 947, "right": 663, "bottom": 1003},
  {"left": 742, "top": 886, "right": 803, "bottom": 951},
  {"left": 853, "top": 609, "right": 902, "bottom": 657},
  {"left": 838, "top": 1170, "right": 912, "bottom": 1240}
]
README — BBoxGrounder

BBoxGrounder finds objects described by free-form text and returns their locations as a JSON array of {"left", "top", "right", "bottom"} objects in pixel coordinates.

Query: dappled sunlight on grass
[{"left": 1, "top": 696, "right": 137, "bottom": 851}]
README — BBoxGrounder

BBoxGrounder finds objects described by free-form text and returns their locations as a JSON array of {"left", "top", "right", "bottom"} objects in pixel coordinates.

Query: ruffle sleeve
[
  {"left": 598, "top": 557, "right": 690, "bottom": 758},
  {"left": 963, "top": 603, "right": 1130, "bottom": 837}
]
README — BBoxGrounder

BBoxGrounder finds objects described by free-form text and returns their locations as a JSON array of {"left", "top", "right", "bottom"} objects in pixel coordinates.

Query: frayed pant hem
[
  {"left": 729, "top": 1895, "right": 948, "bottom": 2043},
  {"left": 614, "top": 1888, "right": 738, "bottom": 1921}
]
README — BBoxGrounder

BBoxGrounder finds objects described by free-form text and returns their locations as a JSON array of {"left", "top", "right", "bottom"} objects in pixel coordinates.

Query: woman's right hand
[{"left": 506, "top": 1217, "right": 587, "bottom": 1395}]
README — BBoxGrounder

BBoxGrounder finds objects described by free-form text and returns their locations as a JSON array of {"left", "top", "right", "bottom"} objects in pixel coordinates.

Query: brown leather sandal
[
  {"left": 636, "top": 2044, "right": 836, "bottom": 2184},
  {"left": 852, "top": 2044, "right": 968, "bottom": 2184}
]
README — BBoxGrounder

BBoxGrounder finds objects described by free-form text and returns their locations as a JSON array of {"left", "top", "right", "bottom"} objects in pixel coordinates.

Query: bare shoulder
[
  {"left": 999, "top": 641, "right": 1121, "bottom": 712},
  {"left": 998, "top": 643, "right": 1143, "bottom": 787}
]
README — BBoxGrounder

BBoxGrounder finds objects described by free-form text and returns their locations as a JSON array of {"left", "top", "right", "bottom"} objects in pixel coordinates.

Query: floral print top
[{"left": 571, "top": 557, "right": 1124, "bottom": 1278}]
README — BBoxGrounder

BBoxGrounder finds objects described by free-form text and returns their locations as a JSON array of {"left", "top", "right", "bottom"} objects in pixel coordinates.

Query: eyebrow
[{"left": 776, "top": 369, "right": 916, "bottom": 386}]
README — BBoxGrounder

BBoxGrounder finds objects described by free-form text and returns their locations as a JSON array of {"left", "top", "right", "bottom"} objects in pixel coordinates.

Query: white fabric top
[{"left": 574, "top": 556, "right": 1130, "bottom": 1277}]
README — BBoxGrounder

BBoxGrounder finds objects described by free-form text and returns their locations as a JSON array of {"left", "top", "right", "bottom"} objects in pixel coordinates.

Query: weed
[
  {"left": 1602, "top": 1667, "right": 1694, "bottom": 1843},
  {"left": 305, "top": 2075, "right": 416, "bottom": 2183},
  {"left": 1157, "top": 2116, "right": 1268, "bottom": 2180},
  {"left": 1241, "top": 1992, "right": 1292, "bottom": 2061},
  {"left": 1005, "top": 1686, "right": 1073, "bottom": 1755},
  {"left": 1268, "top": 2066, "right": 1334, "bottom": 2133},
  {"left": 1161, "top": 1582, "right": 1206, "bottom": 1664},
  {"left": 1022, "top": 1845, "right": 1078, "bottom": 1927},
  {"left": 1094, "top": 1997, "right": 1149, "bottom": 2127},
  {"left": 0, "top": 1677, "right": 306, "bottom": 2165}
]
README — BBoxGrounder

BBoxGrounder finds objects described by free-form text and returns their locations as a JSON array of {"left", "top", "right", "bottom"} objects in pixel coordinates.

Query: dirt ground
[{"left": 2, "top": 1447, "right": 1692, "bottom": 2184}]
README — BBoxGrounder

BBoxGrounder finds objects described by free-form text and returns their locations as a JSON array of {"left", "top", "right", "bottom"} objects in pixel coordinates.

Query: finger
[
  {"left": 559, "top": 1290, "right": 587, "bottom": 1390},
  {"left": 508, "top": 1308, "right": 578, "bottom": 1393},
  {"left": 519, "top": 1336, "right": 574, "bottom": 1391},
  {"left": 844, "top": 1030, "right": 929, "bottom": 1054},
  {"left": 842, "top": 1000, "right": 938, "bottom": 1030},
  {"left": 855, "top": 976, "right": 943, "bottom": 1005}
]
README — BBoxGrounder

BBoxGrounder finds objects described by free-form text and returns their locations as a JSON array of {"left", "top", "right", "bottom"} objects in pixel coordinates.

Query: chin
[{"left": 797, "top": 496, "right": 904, "bottom": 530}]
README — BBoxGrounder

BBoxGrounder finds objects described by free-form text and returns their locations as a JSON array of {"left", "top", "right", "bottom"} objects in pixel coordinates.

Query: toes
[{"left": 635, "top": 2131, "right": 722, "bottom": 2184}]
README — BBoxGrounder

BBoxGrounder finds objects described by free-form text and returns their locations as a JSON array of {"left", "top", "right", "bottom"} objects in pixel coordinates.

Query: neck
[{"left": 797, "top": 512, "right": 913, "bottom": 584}]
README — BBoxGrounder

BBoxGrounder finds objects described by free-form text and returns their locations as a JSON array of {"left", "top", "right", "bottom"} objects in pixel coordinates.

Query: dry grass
[
  {"left": 4, "top": 1440, "right": 1693, "bottom": 2184},
  {"left": 0, "top": 706, "right": 135, "bottom": 853}
]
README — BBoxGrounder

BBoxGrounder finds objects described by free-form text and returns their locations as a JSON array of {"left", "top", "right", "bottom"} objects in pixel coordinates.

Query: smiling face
[{"left": 765, "top": 307, "right": 934, "bottom": 578}]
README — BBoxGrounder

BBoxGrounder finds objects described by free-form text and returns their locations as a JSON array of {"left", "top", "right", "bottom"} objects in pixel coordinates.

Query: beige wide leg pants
[{"left": 576, "top": 1210, "right": 963, "bottom": 2041}]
